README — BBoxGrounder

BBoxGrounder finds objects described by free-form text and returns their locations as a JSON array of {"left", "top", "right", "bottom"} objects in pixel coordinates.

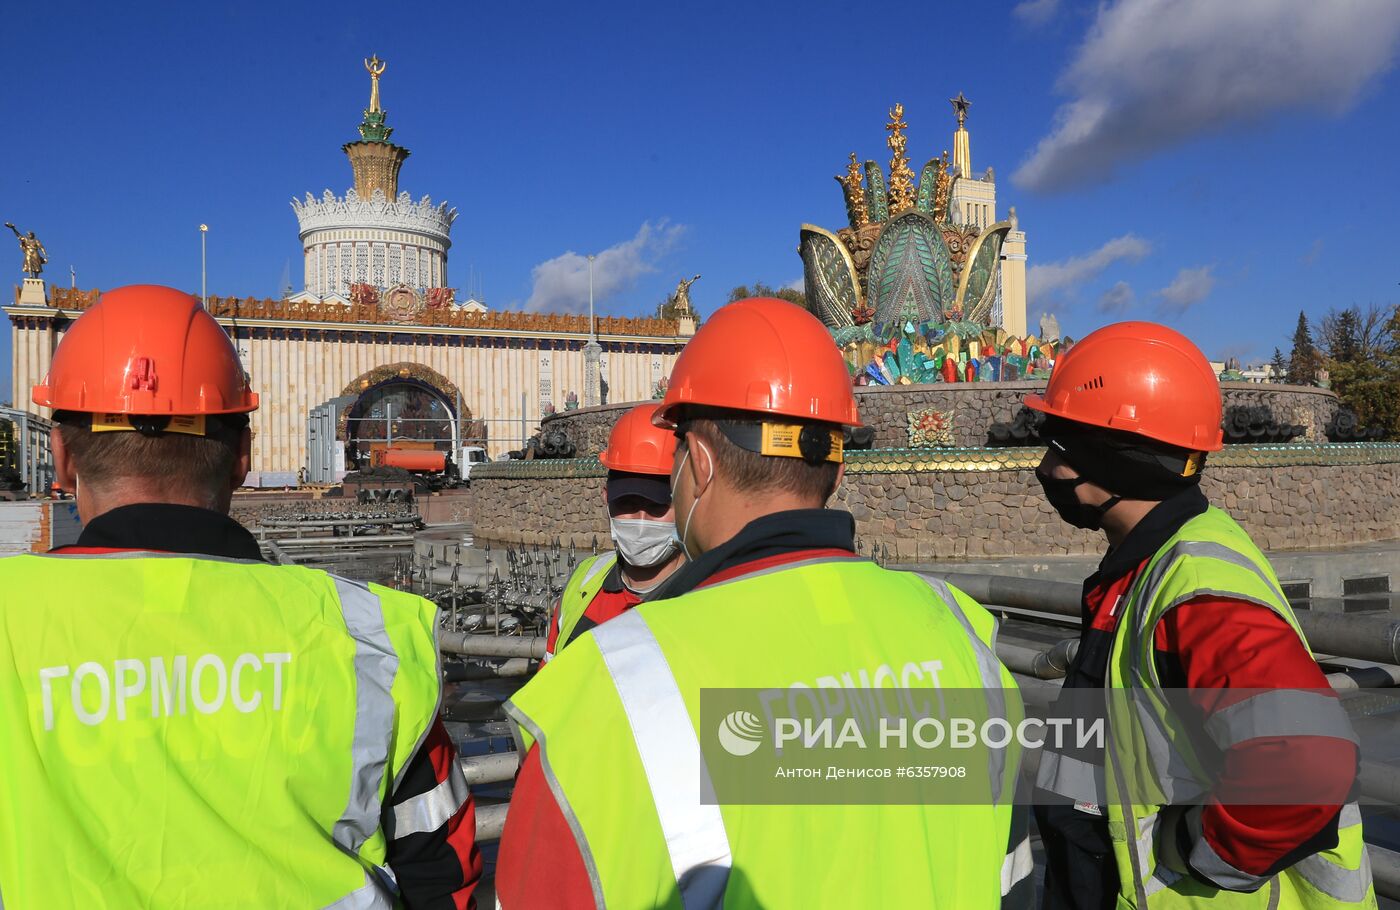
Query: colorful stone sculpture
[
  {"left": 907, "top": 408, "right": 955, "bottom": 448},
  {"left": 800, "top": 107, "right": 1011, "bottom": 329}
]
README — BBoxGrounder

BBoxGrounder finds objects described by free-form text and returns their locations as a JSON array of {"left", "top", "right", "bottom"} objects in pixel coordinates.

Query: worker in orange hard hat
[
  {"left": 1027, "top": 322, "right": 1371, "bottom": 910},
  {"left": 497, "top": 299, "right": 1031, "bottom": 908},
  {"left": 541, "top": 402, "right": 687, "bottom": 663},
  {"left": 0, "top": 285, "right": 482, "bottom": 908}
]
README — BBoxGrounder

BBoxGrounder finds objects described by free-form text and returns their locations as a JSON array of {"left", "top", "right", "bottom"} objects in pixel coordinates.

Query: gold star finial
[{"left": 950, "top": 92, "right": 971, "bottom": 127}]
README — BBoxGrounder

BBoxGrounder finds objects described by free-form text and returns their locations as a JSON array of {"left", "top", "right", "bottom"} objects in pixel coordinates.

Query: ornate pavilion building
[{"left": 7, "top": 59, "right": 693, "bottom": 483}]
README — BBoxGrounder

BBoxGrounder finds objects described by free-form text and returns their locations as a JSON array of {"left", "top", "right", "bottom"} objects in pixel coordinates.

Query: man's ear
[
  {"left": 830, "top": 463, "right": 846, "bottom": 502},
  {"left": 52, "top": 427, "right": 77, "bottom": 493},
  {"left": 229, "top": 427, "right": 251, "bottom": 491},
  {"left": 683, "top": 430, "right": 716, "bottom": 497}
]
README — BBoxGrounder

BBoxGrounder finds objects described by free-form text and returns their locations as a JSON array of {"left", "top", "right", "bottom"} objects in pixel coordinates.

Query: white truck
[{"left": 459, "top": 446, "right": 489, "bottom": 483}]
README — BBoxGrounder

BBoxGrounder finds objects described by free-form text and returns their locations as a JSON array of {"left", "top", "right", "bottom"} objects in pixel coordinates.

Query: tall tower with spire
[
  {"left": 951, "top": 91, "right": 972, "bottom": 180},
  {"left": 291, "top": 56, "right": 457, "bottom": 301},
  {"left": 947, "top": 92, "right": 997, "bottom": 230},
  {"left": 943, "top": 92, "right": 1028, "bottom": 337},
  {"left": 343, "top": 55, "right": 410, "bottom": 200}
]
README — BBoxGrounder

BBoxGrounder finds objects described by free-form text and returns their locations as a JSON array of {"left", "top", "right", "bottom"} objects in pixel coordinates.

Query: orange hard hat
[
  {"left": 33, "top": 285, "right": 258, "bottom": 416},
  {"left": 1023, "top": 321, "right": 1222, "bottom": 452},
  {"left": 599, "top": 403, "right": 677, "bottom": 475},
  {"left": 654, "top": 297, "right": 861, "bottom": 429}
]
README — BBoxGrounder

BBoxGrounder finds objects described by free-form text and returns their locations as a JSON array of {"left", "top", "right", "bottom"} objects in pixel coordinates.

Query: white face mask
[
  {"left": 610, "top": 517, "right": 680, "bottom": 568},
  {"left": 670, "top": 440, "right": 713, "bottom": 561}
]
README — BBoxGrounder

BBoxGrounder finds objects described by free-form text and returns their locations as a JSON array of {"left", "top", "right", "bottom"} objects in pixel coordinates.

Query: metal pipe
[
  {"left": 259, "top": 518, "right": 420, "bottom": 527},
  {"left": 935, "top": 572, "right": 1081, "bottom": 616},
  {"left": 1321, "top": 658, "right": 1400, "bottom": 689},
  {"left": 936, "top": 571, "right": 1400, "bottom": 666},
  {"left": 445, "top": 657, "right": 534, "bottom": 680},
  {"left": 460, "top": 752, "right": 519, "bottom": 786},
  {"left": 440, "top": 632, "right": 546, "bottom": 659},
  {"left": 998, "top": 638, "right": 1079, "bottom": 680},
  {"left": 268, "top": 534, "right": 414, "bottom": 546},
  {"left": 475, "top": 803, "right": 508, "bottom": 841},
  {"left": 1370, "top": 844, "right": 1400, "bottom": 900},
  {"left": 1359, "top": 761, "right": 1400, "bottom": 808}
]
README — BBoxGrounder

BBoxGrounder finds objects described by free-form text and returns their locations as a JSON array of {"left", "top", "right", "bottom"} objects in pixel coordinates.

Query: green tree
[
  {"left": 1319, "top": 303, "right": 1388, "bottom": 361},
  {"left": 1286, "top": 310, "right": 1321, "bottom": 385},
  {"left": 1325, "top": 308, "right": 1361, "bottom": 363},
  {"left": 1269, "top": 347, "right": 1287, "bottom": 382},
  {"left": 1372, "top": 305, "right": 1400, "bottom": 437},
  {"left": 727, "top": 282, "right": 806, "bottom": 308},
  {"left": 1319, "top": 304, "right": 1400, "bottom": 437}
]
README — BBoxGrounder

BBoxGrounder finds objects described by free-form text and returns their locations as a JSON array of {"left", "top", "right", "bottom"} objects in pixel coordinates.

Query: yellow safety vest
[
  {"left": 0, "top": 552, "right": 444, "bottom": 909},
  {"left": 545, "top": 552, "right": 618, "bottom": 662},
  {"left": 509, "top": 556, "right": 1024, "bottom": 908},
  {"left": 1040, "top": 508, "right": 1376, "bottom": 909}
]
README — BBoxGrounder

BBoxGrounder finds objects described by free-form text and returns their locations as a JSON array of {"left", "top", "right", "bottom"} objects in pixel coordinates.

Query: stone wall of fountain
[
  {"left": 458, "top": 442, "right": 1400, "bottom": 557},
  {"left": 540, "top": 382, "right": 1340, "bottom": 455}
]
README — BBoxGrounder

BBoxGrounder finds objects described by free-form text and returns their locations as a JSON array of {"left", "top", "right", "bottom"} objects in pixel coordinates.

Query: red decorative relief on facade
[{"left": 40, "top": 287, "right": 683, "bottom": 338}]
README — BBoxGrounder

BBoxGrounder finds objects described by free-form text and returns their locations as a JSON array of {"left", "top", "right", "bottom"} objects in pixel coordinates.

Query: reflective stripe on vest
[
  {"left": 1204, "top": 689, "right": 1359, "bottom": 749},
  {"left": 1036, "top": 749, "right": 1106, "bottom": 806},
  {"left": 1295, "top": 849, "right": 1373, "bottom": 904},
  {"left": 581, "top": 552, "right": 618, "bottom": 588},
  {"left": 592, "top": 609, "right": 732, "bottom": 909},
  {"left": 549, "top": 553, "right": 619, "bottom": 661},
  {"left": 919, "top": 573, "right": 1012, "bottom": 804},
  {"left": 1003, "top": 835, "right": 1034, "bottom": 895},
  {"left": 393, "top": 759, "right": 471, "bottom": 839},
  {"left": 332, "top": 577, "right": 401, "bottom": 855},
  {"left": 1125, "top": 539, "right": 1289, "bottom": 672},
  {"left": 321, "top": 870, "right": 396, "bottom": 909}
]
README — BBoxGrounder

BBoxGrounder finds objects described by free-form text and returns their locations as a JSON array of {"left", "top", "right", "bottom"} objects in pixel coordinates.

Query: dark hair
[
  {"left": 54, "top": 412, "right": 248, "bottom": 500},
  {"left": 684, "top": 418, "right": 839, "bottom": 504}
]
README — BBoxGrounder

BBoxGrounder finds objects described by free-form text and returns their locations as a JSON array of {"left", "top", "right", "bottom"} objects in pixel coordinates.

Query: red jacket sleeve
[
  {"left": 1157, "top": 598, "right": 1357, "bottom": 885},
  {"left": 543, "top": 598, "right": 562, "bottom": 663},
  {"left": 496, "top": 744, "right": 596, "bottom": 908},
  {"left": 386, "top": 717, "right": 484, "bottom": 909}
]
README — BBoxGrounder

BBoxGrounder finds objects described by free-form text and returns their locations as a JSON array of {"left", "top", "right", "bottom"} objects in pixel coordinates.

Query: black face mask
[{"left": 1037, "top": 472, "right": 1122, "bottom": 531}]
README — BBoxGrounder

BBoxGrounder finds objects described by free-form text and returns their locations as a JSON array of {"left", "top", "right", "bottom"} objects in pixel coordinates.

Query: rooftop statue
[
  {"left": 365, "top": 55, "right": 386, "bottom": 114},
  {"left": 658, "top": 274, "right": 700, "bottom": 320},
  {"left": 671, "top": 274, "right": 699, "bottom": 314},
  {"left": 5, "top": 223, "right": 46, "bottom": 278}
]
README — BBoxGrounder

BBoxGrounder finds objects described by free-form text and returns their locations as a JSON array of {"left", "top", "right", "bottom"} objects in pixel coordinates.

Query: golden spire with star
[{"left": 950, "top": 91, "right": 972, "bottom": 178}]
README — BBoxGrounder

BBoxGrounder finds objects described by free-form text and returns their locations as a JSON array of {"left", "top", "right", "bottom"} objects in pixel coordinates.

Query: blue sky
[{"left": 5, "top": 0, "right": 1400, "bottom": 400}]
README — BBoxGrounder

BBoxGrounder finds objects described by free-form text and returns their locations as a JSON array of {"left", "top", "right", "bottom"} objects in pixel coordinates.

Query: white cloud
[
  {"left": 523, "top": 220, "right": 686, "bottom": 313},
  {"left": 1013, "top": 0, "right": 1400, "bottom": 192},
  {"left": 783, "top": 277, "right": 805, "bottom": 292},
  {"left": 1013, "top": 0, "right": 1060, "bottom": 27},
  {"left": 1097, "top": 280, "right": 1135, "bottom": 313},
  {"left": 1155, "top": 265, "right": 1215, "bottom": 312},
  {"left": 1027, "top": 234, "right": 1151, "bottom": 303}
]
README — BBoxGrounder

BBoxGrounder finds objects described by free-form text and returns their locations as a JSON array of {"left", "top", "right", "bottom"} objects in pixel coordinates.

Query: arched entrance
[{"left": 339, "top": 363, "right": 469, "bottom": 469}]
